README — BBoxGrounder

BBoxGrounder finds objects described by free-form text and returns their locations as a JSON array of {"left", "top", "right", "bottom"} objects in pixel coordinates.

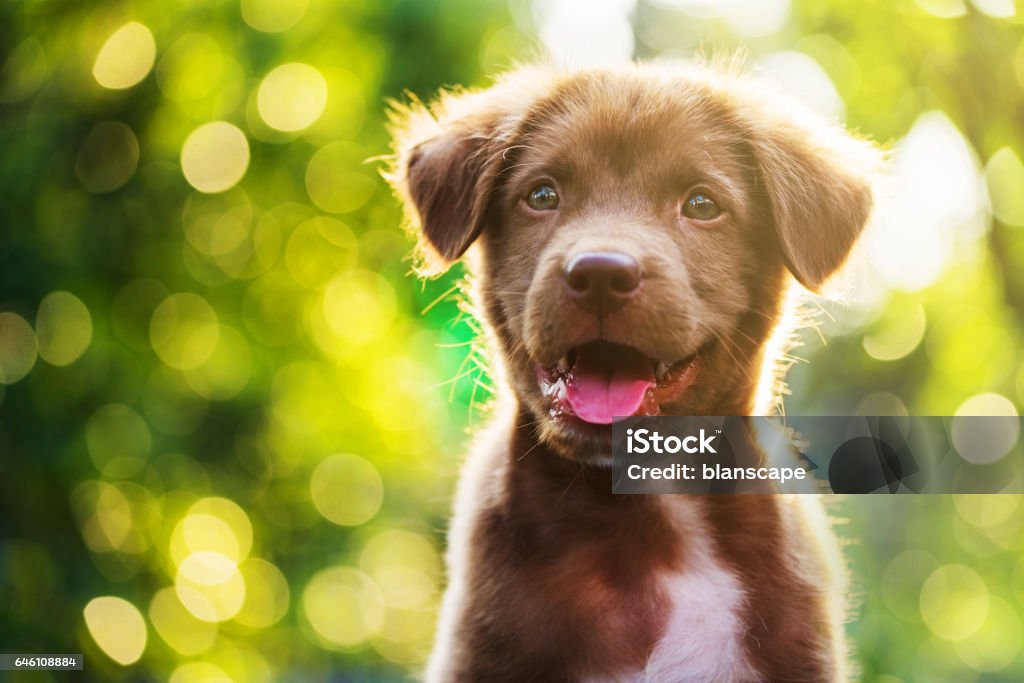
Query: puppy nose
[{"left": 564, "top": 252, "right": 642, "bottom": 314}]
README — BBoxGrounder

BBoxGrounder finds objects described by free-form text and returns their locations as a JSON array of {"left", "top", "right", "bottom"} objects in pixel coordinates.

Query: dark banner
[{"left": 611, "top": 416, "right": 1022, "bottom": 494}]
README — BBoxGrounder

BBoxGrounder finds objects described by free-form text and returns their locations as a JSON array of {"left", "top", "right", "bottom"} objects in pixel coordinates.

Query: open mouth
[{"left": 535, "top": 340, "right": 700, "bottom": 425}]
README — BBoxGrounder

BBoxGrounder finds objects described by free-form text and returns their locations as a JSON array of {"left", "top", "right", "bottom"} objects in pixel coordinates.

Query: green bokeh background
[{"left": 2, "top": 0, "right": 1024, "bottom": 680}]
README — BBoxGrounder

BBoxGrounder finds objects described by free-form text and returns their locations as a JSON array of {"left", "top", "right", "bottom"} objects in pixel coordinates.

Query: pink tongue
[{"left": 566, "top": 344, "right": 655, "bottom": 425}]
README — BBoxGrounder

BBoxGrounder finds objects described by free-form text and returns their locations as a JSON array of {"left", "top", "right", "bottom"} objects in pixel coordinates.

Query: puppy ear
[
  {"left": 387, "top": 76, "right": 542, "bottom": 274},
  {"left": 402, "top": 122, "right": 502, "bottom": 268},
  {"left": 743, "top": 97, "right": 882, "bottom": 291}
]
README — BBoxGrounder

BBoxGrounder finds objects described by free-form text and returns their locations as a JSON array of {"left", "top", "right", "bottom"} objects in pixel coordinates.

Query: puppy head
[{"left": 388, "top": 63, "right": 880, "bottom": 461}]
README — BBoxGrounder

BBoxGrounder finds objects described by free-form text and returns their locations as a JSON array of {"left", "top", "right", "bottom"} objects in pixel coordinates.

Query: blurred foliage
[{"left": 0, "top": 0, "right": 1024, "bottom": 681}]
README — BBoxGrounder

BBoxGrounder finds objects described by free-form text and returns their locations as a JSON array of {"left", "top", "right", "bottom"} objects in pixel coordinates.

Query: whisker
[
  {"left": 554, "top": 467, "right": 583, "bottom": 507},
  {"left": 516, "top": 438, "right": 546, "bottom": 462}
]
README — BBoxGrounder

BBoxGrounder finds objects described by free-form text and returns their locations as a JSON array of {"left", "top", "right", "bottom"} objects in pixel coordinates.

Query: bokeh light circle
[
  {"left": 176, "top": 513, "right": 240, "bottom": 562},
  {"left": 322, "top": 270, "right": 397, "bottom": 345},
  {"left": 183, "top": 194, "right": 253, "bottom": 257},
  {"left": 855, "top": 392, "right": 909, "bottom": 420},
  {"left": 210, "top": 647, "right": 273, "bottom": 683},
  {"left": 310, "top": 453, "right": 384, "bottom": 526},
  {"left": 235, "top": 558, "right": 290, "bottom": 629},
  {"left": 150, "top": 293, "right": 220, "bottom": 370},
  {"left": 951, "top": 393, "right": 1019, "bottom": 464},
  {"left": 257, "top": 63, "right": 328, "bottom": 132},
  {"left": 915, "top": 0, "right": 967, "bottom": 18},
  {"left": 175, "top": 551, "right": 247, "bottom": 622},
  {"left": 35, "top": 291, "right": 92, "bottom": 365},
  {"left": 881, "top": 549, "right": 938, "bottom": 622},
  {"left": 954, "top": 596, "right": 1023, "bottom": 672},
  {"left": 985, "top": 147, "right": 1024, "bottom": 227},
  {"left": 972, "top": 0, "right": 1015, "bottom": 19},
  {"left": 170, "top": 496, "right": 254, "bottom": 567},
  {"left": 0, "top": 37, "right": 48, "bottom": 103},
  {"left": 360, "top": 530, "right": 440, "bottom": 609},
  {"left": 242, "top": 272, "right": 303, "bottom": 347},
  {"left": 181, "top": 122, "right": 250, "bottom": 193},
  {"left": 183, "top": 325, "right": 252, "bottom": 400},
  {"left": 148, "top": 587, "right": 218, "bottom": 656},
  {"left": 0, "top": 311, "right": 38, "bottom": 384},
  {"left": 191, "top": 497, "right": 253, "bottom": 556},
  {"left": 169, "top": 662, "right": 233, "bottom": 683},
  {"left": 85, "top": 404, "right": 151, "bottom": 478},
  {"left": 75, "top": 121, "right": 139, "bottom": 194},
  {"left": 241, "top": 0, "right": 310, "bottom": 32},
  {"left": 919, "top": 564, "right": 990, "bottom": 641},
  {"left": 305, "top": 142, "right": 376, "bottom": 213},
  {"left": 954, "top": 495, "right": 1021, "bottom": 528},
  {"left": 73, "top": 480, "right": 138, "bottom": 553},
  {"left": 285, "top": 216, "right": 358, "bottom": 289},
  {"left": 863, "top": 303, "right": 926, "bottom": 362},
  {"left": 83, "top": 596, "right": 148, "bottom": 665},
  {"left": 302, "top": 566, "right": 385, "bottom": 649},
  {"left": 92, "top": 22, "right": 156, "bottom": 90}
]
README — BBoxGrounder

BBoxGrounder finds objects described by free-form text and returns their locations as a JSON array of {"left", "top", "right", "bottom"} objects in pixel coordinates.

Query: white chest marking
[{"left": 641, "top": 503, "right": 759, "bottom": 683}]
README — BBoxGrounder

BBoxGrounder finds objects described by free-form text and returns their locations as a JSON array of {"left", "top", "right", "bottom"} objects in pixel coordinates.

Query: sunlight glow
[
  {"left": 534, "top": 0, "right": 635, "bottom": 66},
  {"left": 865, "top": 112, "right": 986, "bottom": 292},
  {"left": 650, "top": 0, "right": 790, "bottom": 36},
  {"left": 755, "top": 51, "right": 844, "bottom": 120}
]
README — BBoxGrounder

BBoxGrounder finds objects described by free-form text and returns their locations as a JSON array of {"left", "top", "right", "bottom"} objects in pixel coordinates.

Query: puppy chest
[{"left": 639, "top": 553, "right": 758, "bottom": 682}]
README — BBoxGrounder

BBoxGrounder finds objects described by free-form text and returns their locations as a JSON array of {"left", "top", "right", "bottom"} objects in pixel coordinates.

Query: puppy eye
[
  {"left": 682, "top": 192, "right": 720, "bottom": 221},
  {"left": 526, "top": 184, "right": 560, "bottom": 211}
]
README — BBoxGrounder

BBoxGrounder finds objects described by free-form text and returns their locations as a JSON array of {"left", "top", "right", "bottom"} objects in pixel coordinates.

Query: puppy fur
[{"left": 388, "top": 62, "right": 880, "bottom": 682}]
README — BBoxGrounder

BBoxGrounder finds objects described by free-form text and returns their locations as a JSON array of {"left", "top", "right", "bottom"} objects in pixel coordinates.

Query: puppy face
[{"left": 390, "top": 65, "right": 878, "bottom": 460}]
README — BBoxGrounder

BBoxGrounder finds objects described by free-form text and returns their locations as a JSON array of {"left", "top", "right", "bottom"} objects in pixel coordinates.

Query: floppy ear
[
  {"left": 387, "top": 78, "right": 539, "bottom": 274},
  {"left": 742, "top": 99, "right": 882, "bottom": 291},
  {"left": 401, "top": 122, "right": 503, "bottom": 267}
]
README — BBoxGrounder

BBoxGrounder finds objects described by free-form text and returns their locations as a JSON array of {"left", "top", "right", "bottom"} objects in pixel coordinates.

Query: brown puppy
[{"left": 388, "top": 62, "right": 880, "bottom": 682}]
